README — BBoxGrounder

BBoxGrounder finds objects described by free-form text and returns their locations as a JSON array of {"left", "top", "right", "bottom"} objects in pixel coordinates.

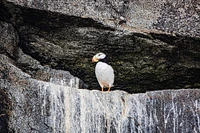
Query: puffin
[{"left": 92, "top": 52, "right": 114, "bottom": 91}]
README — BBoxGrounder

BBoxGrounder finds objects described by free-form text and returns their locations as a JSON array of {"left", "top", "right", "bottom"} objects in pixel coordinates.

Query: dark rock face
[
  {"left": 1, "top": 55, "right": 200, "bottom": 132},
  {"left": 0, "top": 89, "right": 11, "bottom": 133},
  {"left": 0, "top": 0, "right": 200, "bottom": 132},
  {"left": 1, "top": 54, "right": 200, "bottom": 133},
  {"left": 1, "top": 0, "right": 200, "bottom": 93}
]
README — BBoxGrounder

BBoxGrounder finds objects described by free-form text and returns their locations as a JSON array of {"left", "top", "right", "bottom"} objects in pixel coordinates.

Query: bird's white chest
[
  {"left": 95, "top": 62, "right": 114, "bottom": 87},
  {"left": 95, "top": 62, "right": 108, "bottom": 73}
]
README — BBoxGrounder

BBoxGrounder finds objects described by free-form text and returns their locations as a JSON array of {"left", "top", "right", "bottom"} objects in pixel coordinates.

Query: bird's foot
[{"left": 107, "top": 87, "right": 111, "bottom": 92}]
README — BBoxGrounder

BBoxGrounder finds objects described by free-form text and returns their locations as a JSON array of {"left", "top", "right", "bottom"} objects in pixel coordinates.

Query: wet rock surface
[
  {"left": 0, "top": 0, "right": 200, "bottom": 132},
  {"left": 1, "top": 55, "right": 200, "bottom": 132}
]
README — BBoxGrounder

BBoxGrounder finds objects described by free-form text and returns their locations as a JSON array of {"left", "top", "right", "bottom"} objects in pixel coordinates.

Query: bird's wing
[{"left": 107, "top": 65, "right": 114, "bottom": 86}]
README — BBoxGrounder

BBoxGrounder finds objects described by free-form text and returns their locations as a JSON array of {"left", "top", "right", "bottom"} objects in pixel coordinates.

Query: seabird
[{"left": 92, "top": 52, "right": 114, "bottom": 91}]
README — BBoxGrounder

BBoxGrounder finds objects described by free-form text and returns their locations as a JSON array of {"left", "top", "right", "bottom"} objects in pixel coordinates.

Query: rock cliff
[
  {"left": 0, "top": 0, "right": 200, "bottom": 132},
  {"left": 1, "top": 55, "right": 200, "bottom": 132},
  {"left": 0, "top": 55, "right": 200, "bottom": 133},
  {"left": 1, "top": 0, "right": 200, "bottom": 92}
]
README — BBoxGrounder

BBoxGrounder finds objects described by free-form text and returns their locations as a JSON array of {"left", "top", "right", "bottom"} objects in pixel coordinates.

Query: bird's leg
[
  {"left": 107, "top": 86, "right": 111, "bottom": 92},
  {"left": 101, "top": 87, "right": 104, "bottom": 92}
]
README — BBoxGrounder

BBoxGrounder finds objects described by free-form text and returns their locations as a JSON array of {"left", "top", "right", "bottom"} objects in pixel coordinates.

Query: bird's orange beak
[{"left": 92, "top": 56, "right": 99, "bottom": 62}]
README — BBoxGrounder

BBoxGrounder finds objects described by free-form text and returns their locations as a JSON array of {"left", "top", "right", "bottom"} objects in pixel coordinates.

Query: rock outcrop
[
  {"left": 0, "top": 0, "right": 200, "bottom": 132},
  {"left": 1, "top": 0, "right": 200, "bottom": 92},
  {"left": 1, "top": 54, "right": 200, "bottom": 132}
]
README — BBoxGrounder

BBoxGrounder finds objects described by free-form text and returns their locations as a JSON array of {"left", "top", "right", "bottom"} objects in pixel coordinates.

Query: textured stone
[
  {"left": 5, "top": 0, "right": 200, "bottom": 37},
  {"left": 0, "top": 0, "right": 200, "bottom": 132},
  {"left": 0, "top": 0, "right": 200, "bottom": 93},
  {"left": 0, "top": 88, "right": 11, "bottom": 133},
  {"left": 0, "top": 54, "right": 80, "bottom": 132},
  {"left": 0, "top": 21, "right": 18, "bottom": 59},
  {"left": 0, "top": 55, "right": 200, "bottom": 132}
]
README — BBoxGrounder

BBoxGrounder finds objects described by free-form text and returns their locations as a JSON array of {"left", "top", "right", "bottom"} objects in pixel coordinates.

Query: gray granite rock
[
  {"left": 1, "top": 0, "right": 200, "bottom": 92},
  {"left": 0, "top": 21, "right": 18, "bottom": 59},
  {"left": 6, "top": 0, "right": 200, "bottom": 37},
  {"left": 0, "top": 0, "right": 200, "bottom": 132},
  {"left": 1, "top": 55, "right": 200, "bottom": 132}
]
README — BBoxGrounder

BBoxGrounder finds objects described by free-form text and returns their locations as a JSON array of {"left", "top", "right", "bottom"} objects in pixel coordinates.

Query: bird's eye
[{"left": 98, "top": 54, "right": 101, "bottom": 56}]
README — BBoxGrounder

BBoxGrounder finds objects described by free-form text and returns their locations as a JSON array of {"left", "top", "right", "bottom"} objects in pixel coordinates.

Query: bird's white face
[{"left": 92, "top": 53, "right": 106, "bottom": 62}]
